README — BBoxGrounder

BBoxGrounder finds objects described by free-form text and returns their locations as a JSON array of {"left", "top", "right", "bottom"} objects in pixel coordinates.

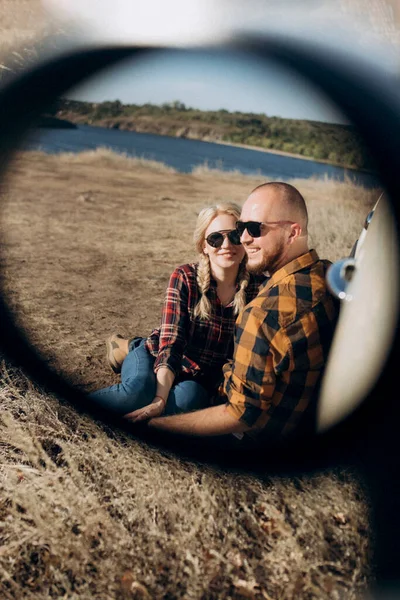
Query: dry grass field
[
  {"left": 0, "top": 0, "right": 55, "bottom": 75},
  {"left": 0, "top": 148, "right": 382, "bottom": 599}
]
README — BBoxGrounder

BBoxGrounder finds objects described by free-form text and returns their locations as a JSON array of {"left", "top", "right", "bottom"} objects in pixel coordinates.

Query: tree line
[{"left": 50, "top": 98, "right": 375, "bottom": 171}]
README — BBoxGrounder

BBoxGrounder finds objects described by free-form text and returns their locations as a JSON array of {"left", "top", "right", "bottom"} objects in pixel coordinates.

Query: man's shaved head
[{"left": 248, "top": 182, "right": 308, "bottom": 234}]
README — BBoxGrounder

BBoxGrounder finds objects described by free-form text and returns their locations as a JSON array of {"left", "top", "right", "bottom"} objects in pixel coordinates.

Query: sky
[
  {"left": 42, "top": 0, "right": 400, "bottom": 124},
  {"left": 68, "top": 49, "right": 348, "bottom": 124}
]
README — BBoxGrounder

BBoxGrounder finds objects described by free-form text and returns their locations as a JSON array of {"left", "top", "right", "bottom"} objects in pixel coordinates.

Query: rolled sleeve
[
  {"left": 153, "top": 268, "right": 190, "bottom": 375},
  {"left": 223, "top": 306, "right": 282, "bottom": 428}
]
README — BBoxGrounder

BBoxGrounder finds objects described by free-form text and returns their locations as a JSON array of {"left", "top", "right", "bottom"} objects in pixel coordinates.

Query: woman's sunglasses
[
  {"left": 236, "top": 220, "right": 295, "bottom": 237},
  {"left": 206, "top": 229, "right": 242, "bottom": 248}
]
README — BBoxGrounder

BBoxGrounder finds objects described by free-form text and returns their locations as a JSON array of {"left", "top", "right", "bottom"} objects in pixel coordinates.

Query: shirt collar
[{"left": 260, "top": 249, "right": 320, "bottom": 291}]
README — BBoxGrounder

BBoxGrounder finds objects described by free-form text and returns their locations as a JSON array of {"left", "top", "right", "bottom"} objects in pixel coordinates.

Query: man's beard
[
  {"left": 246, "top": 243, "right": 285, "bottom": 275},
  {"left": 246, "top": 259, "right": 269, "bottom": 275}
]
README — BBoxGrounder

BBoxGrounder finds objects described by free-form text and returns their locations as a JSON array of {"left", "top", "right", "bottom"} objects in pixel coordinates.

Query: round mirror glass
[{"left": 0, "top": 47, "right": 394, "bottom": 446}]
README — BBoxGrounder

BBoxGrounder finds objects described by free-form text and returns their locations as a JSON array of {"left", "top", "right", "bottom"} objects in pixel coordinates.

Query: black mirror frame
[{"left": 0, "top": 37, "right": 399, "bottom": 595}]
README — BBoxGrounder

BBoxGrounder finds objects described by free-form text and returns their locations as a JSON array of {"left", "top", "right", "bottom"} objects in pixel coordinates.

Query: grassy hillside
[{"left": 51, "top": 98, "right": 375, "bottom": 171}]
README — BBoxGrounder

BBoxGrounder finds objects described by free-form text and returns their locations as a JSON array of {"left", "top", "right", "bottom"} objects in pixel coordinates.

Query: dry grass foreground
[
  {"left": 0, "top": 0, "right": 58, "bottom": 75},
  {"left": 0, "top": 149, "right": 381, "bottom": 599}
]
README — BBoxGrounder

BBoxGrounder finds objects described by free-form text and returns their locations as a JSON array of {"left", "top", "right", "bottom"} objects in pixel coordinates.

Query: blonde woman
[{"left": 88, "top": 203, "right": 264, "bottom": 420}]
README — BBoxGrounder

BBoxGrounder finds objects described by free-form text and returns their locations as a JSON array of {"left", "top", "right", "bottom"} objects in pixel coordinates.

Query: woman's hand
[{"left": 123, "top": 396, "right": 166, "bottom": 424}]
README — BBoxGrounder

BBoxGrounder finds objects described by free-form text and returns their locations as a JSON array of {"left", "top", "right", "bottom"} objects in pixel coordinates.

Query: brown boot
[{"left": 106, "top": 333, "right": 128, "bottom": 374}]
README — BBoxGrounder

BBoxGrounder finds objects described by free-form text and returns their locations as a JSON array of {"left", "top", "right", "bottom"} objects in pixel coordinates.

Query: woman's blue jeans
[{"left": 88, "top": 338, "right": 210, "bottom": 416}]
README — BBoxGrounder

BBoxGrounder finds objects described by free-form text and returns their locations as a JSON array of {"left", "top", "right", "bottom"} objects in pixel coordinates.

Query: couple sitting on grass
[{"left": 89, "top": 181, "right": 338, "bottom": 446}]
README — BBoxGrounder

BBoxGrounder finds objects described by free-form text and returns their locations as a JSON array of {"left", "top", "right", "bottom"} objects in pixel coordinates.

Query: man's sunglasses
[
  {"left": 236, "top": 220, "right": 295, "bottom": 238},
  {"left": 205, "top": 229, "right": 242, "bottom": 248}
]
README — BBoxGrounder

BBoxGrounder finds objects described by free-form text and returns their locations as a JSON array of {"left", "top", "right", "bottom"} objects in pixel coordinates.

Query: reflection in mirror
[
  {"left": 0, "top": 48, "right": 384, "bottom": 436},
  {"left": 318, "top": 192, "right": 399, "bottom": 432}
]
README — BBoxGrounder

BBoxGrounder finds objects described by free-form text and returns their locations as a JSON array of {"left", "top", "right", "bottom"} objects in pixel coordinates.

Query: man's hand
[{"left": 123, "top": 396, "right": 166, "bottom": 424}]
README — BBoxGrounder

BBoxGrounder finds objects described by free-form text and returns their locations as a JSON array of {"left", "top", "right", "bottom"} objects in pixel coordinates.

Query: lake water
[{"left": 24, "top": 124, "right": 379, "bottom": 188}]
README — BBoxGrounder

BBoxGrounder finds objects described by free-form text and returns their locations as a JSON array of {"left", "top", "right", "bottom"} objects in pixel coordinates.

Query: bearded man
[{"left": 126, "top": 182, "right": 339, "bottom": 445}]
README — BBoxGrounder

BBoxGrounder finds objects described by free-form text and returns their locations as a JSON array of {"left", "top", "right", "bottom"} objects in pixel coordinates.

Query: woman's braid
[
  {"left": 233, "top": 259, "right": 250, "bottom": 315},
  {"left": 194, "top": 253, "right": 212, "bottom": 319}
]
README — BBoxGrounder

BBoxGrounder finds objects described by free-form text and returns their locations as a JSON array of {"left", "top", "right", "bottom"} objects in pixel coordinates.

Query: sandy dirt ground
[{"left": 0, "top": 150, "right": 379, "bottom": 394}]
